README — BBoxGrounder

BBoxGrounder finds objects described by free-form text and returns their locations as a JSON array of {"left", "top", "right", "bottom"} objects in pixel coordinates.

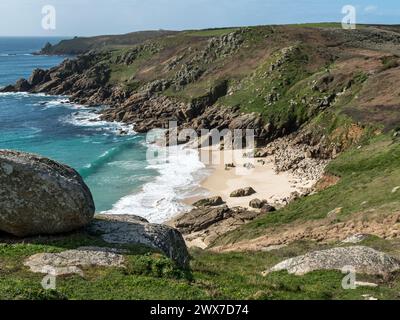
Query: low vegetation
[{"left": 2, "top": 234, "right": 400, "bottom": 300}]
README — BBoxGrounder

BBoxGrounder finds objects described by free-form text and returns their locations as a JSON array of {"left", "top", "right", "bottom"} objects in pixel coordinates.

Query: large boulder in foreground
[
  {"left": 0, "top": 150, "right": 95, "bottom": 237},
  {"left": 88, "top": 215, "right": 190, "bottom": 268},
  {"left": 265, "top": 246, "right": 400, "bottom": 276}
]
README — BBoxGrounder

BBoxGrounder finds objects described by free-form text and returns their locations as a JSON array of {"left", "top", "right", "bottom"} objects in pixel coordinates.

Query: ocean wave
[
  {"left": 79, "top": 140, "right": 138, "bottom": 178},
  {"left": 62, "top": 107, "right": 136, "bottom": 136},
  {"left": 35, "top": 98, "right": 71, "bottom": 108},
  {"left": 101, "top": 143, "right": 210, "bottom": 223},
  {"left": 0, "top": 53, "right": 33, "bottom": 57},
  {"left": 0, "top": 92, "right": 48, "bottom": 97}
]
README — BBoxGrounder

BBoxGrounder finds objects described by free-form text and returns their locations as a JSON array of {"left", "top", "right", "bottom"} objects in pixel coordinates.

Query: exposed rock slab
[
  {"left": 193, "top": 196, "right": 225, "bottom": 208},
  {"left": 24, "top": 247, "right": 125, "bottom": 276},
  {"left": 88, "top": 215, "right": 189, "bottom": 268},
  {"left": 0, "top": 150, "right": 95, "bottom": 237},
  {"left": 266, "top": 246, "right": 400, "bottom": 276},
  {"left": 169, "top": 206, "right": 260, "bottom": 249}
]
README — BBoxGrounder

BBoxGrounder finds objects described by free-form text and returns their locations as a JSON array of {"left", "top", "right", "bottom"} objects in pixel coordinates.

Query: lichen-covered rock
[
  {"left": 88, "top": 215, "right": 189, "bottom": 268},
  {"left": 0, "top": 150, "right": 95, "bottom": 237},
  {"left": 265, "top": 246, "right": 400, "bottom": 276},
  {"left": 24, "top": 247, "right": 125, "bottom": 276}
]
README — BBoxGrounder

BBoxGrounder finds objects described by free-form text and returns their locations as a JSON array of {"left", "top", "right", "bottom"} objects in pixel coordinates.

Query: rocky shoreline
[{"left": 2, "top": 24, "right": 392, "bottom": 252}]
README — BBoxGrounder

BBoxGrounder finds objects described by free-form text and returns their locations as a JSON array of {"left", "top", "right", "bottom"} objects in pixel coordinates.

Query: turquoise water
[{"left": 0, "top": 37, "right": 206, "bottom": 222}]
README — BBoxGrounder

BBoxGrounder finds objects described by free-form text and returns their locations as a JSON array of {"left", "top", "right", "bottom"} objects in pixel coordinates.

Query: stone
[
  {"left": 88, "top": 215, "right": 189, "bottom": 268},
  {"left": 0, "top": 150, "right": 95, "bottom": 237},
  {"left": 249, "top": 199, "right": 268, "bottom": 209},
  {"left": 14, "top": 78, "right": 31, "bottom": 92},
  {"left": 260, "top": 244, "right": 287, "bottom": 252},
  {"left": 327, "top": 207, "right": 343, "bottom": 219},
  {"left": 24, "top": 247, "right": 125, "bottom": 276},
  {"left": 362, "top": 294, "right": 379, "bottom": 301},
  {"left": 265, "top": 246, "right": 400, "bottom": 276},
  {"left": 230, "top": 187, "right": 256, "bottom": 198},
  {"left": 260, "top": 204, "right": 277, "bottom": 214},
  {"left": 243, "top": 163, "right": 256, "bottom": 170},
  {"left": 171, "top": 206, "right": 232, "bottom": 234},
  {"left": 28, "top": 69, "right": 47, "bottom": 86},
  {"left": 170, "top": 206, "right": 259, "bottom": 249},
  {"left": 193, "top": 196, "right": 225, "bottom": 208},
  {"left": 355, "top": 281, "right": 378, "bottom": 288},
  {"left": 254, "top": 149, "right": 270, "bottom": 158},
  {"left": 392, "top": 186, "right": 400, "bottom": 194},
  {"left": 225, "top": 163, "right": 236, "bottom": 170},
  {"left": 342, "top": 234, "right": 369, "bottom": 244}
]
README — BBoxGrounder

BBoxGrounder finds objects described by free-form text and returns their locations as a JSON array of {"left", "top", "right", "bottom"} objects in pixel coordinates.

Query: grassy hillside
[{"left": 2, "top": 233, "right": 400, "bottom": 300}]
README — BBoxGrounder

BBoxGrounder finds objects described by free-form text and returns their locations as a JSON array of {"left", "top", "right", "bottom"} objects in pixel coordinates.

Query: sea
[{"left": 0, "top": 37, "right": 207, "bottom": 223}]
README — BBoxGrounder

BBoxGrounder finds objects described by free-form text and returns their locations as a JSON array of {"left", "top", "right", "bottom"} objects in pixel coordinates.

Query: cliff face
[{"left": 4, "top": 24, "right": 400, "bottom": 153}]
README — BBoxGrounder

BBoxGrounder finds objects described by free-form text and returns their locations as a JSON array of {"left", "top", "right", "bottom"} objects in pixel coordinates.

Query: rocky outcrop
[
  {"left": 265, "top": 246, "right": 400, "bottom": 276},
  {"left": 230, "top": 187, "right": 256, "bottom": 198},
  {"left": 24, "top": 247, "right": 126, "bottom": 276},
  {"left": 0, "top": 150, "right": 95, "bottom": 237},
  {"left": 253, "top": 132, "right": 331, "bottom": 184},
  {"left": 87, "top": 215, "right": 189, "bottom": 268},
  {"left": 169, "top": 205, "right": 261, "bottom": 248}
]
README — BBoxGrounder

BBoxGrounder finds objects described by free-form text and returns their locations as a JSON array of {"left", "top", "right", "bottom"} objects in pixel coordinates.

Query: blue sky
[{"left": 0, "top": 0, "right": 398, "bottom": 36}]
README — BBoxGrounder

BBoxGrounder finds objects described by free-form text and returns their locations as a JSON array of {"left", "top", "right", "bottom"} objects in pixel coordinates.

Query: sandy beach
[{"left": 185, "top": 145, "right": 317, "bottom": 209}]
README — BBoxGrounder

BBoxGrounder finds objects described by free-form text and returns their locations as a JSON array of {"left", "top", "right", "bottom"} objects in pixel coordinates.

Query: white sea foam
[
  {"left": 36, "top": 98, "right": 71, "bottom": 108},
  {"left": 101, "top": 143, "right": 210, "bottom": 223},
  {"left": 44, "top": 98, "right": 137, "bottom": 136},
  {"left": 7, "top": 94, "right": 208, "bottom": 222},
  {"left": 0, "top": 92, "right": 47, "bottom": 97},
  {"left": 0, "top": 53, "right": 33, "bottom": 57}
]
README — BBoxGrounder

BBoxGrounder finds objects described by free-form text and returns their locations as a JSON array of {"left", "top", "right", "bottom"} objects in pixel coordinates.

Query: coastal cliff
[
  {"left": 6, "top": 24, "right": 400, "bottom": 150},
  {"left": 2, "top": 24, "right": 400, "bottom": 300}
]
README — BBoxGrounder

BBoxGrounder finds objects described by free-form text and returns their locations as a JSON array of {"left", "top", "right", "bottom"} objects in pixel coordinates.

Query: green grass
[
  {"left": 107, "top": 47, "right": 158, "bottom": 85},
  {"left": 2, "top": 236, "right": 400, "bottom": 300},
  {"left": 379, "top": 56, "right": 400, "bottom": 72},
  {"left": 217, "top": 44, "right": 334, "bottom": 132}
]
